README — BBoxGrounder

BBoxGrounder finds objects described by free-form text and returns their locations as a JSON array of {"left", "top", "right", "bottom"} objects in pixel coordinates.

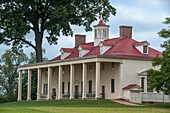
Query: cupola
[
  {"left": 93, "top": 1, "right": 110, "bottom": 46},
  {"left": 93, "top": 20, "right": 110, "bottom": 46}
]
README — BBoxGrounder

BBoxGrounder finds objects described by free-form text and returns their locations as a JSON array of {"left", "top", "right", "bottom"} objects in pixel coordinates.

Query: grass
[{"left": 0, "top": 99, "right": 170, "bottom": 113}]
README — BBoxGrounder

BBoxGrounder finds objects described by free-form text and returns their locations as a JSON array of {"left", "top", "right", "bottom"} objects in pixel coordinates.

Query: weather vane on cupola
[{"left": 99, "top": 0, "right": 104, "bottom": 21}]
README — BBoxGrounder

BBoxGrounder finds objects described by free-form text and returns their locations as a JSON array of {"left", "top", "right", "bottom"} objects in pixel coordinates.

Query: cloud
[{"left": 0, "top": 0, "right": 169, "bottom": 59}]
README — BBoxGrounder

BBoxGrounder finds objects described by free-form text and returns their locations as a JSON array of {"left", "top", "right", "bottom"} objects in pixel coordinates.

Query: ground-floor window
[
  {"left": 141, "top": 77, "right": 144, "bottom": 92},
  {"left": 81, "top": 81, "right": 83, "bottom": 94},
  {"left": 68, "top": 81, "right": 70, "bottom": 94},
  {"left": 62, "top": 82, "right": 65, "bottom": 94},
  {"left": 43, "top": 83, "right": 48, "bottom": 95},
  {"left": 89, "top": 80, "right": 92, "bottom": 93},
  {"left": 111, "top": 79, "right": 115, "bottom": 93}
]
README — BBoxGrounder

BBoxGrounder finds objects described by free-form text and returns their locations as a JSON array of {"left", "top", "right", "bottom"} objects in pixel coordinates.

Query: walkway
[{"left": 111, "top": 99, "right": 141, "bottom": 106}]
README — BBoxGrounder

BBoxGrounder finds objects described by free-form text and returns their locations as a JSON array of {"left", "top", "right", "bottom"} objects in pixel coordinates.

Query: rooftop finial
[{"left": 99, "top": 0, "right": 104, "bottom": 21}]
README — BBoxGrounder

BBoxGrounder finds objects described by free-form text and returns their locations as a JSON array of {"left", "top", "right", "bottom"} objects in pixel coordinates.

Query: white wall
[
  {"left": 79, "top": 50, "right": 89, "bottom": 57},
  {"left": 61, "top": 52, "right": 71, "bottom": 59},
  {"left": 100, "top": 62, "right": 121, "bottom": 99},
  {"left": 100, "top": 46, "right": 111, "bottom": 54},
  {"left": 120, "top": 59, "right": 155, "bottom": 98}
]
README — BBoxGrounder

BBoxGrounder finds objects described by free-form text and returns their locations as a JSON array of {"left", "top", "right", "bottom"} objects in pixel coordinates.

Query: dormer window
[
  {"left": 143, "top": 46, "right": 148, "bottom": 54},
  {"left": 134, "top": 41, "right": 150, "bottom": 54}
]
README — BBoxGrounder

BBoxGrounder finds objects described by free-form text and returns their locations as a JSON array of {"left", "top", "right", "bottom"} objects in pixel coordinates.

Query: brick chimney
[
  {"left": 120, "top": 26, "right": 132, "bottom": 39},
  {"left": 75, "top": 34, "right": 86, "bottom": 47}
]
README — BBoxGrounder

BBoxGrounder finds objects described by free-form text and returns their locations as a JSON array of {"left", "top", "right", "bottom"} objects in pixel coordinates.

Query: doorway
[
  {"left": 75, "top": 85, "right": 79, "bottom": 99},
  {"left": 102, "top": 86, "right": 105, "bottom": 99}
]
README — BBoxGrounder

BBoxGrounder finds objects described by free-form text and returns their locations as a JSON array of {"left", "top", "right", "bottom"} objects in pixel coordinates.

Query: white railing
[{"left": 141, "top": 92, "right": 170, "bottom": 103}]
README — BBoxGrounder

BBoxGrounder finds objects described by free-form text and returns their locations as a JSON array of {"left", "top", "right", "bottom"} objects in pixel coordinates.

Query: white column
[
  {"left": 82, "top": 63, "right": 87, "bottom": 99},
  {"left": 47, "top": 67, "right": 52, "bottom": 100},
  {"left": 70, "top": 64, "right": 74, "bottom": 99},
  {"left": 95, "top": 61, "right": 101, "bottom": 99},
  {"left": 27, "top": 69, "right": 31, "bottom": 101},
  {"left": 58, "top": 66, "right": 63, "bottom": 99},
  {"left": 139, "top": 77, "right": 142, "bottom": 87},
  {"left": 144, "top": 77, "right": 147, "bottom": 92},
  {"left": 37, "top": 68, "right": 42, "bottom": 100},
  {"left": 18, "top": 70, "right": 22, "bottom": 101}
]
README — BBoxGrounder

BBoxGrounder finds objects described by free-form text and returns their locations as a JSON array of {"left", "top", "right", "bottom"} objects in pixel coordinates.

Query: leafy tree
[
  {"left": 147, "top": 17, "right": 170, "bottom": 94},
  {"left": 0, "top": 50, "right": 28, "bottom": 102},
  {"left": 0, "top": 0, "right": 116, "bottom": 62}
]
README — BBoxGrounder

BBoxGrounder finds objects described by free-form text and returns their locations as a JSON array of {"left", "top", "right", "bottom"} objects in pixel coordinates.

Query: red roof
[
  {"left": 104, "top": 37, "right": 162, "bottom": 58},
  {"left": 133, "top": 41, "right": 149, "bottom": 46},
  {"left": 50, "top": 55, "right": 61, "bottom": 61},
  {"left": 50, "top": 37, "right": 162, "bottom": 61},
  {"left": 85, "top": 46, "right": 100, "bottom": 56},
  {"left": 93, "top": 20, "right": 110, "bottom": 27},
  {"left": 65, "top": 47, "right": 79, "bottom": 59},
  {"left": 101, "top": 38, "right": 120, "bottom": 46},
  {"left": 122, "top": 84, "right": 141, "bottom": 90},
  {"left": 61, "top": 48, "right": 75, "bottom": 52},
  {"left": 80, "top": 45, "right": 94, "bottom": 50}
]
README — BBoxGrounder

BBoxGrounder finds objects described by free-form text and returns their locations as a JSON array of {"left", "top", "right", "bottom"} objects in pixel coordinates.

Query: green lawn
[{"left": 0, "top": 99, "right": 169, "bottom": 113}]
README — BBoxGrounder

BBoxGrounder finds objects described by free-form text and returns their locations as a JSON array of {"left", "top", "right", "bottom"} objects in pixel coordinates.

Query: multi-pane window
[
  {"left": 143, "top": 46, "right": 148, "bottom": 53},
  {"left": 141, "top": 78, "right": 144, "bottom": 92},
  {"left": 111, "top": 79, "right": 115, "bottom": 93},
  {"left": 81, "top": 81, "right": 83, "bottom": 94},
  {"left": 95, "top": 29, "right": 97, "bottom": 38},
  {"left": 62, "top": 82, "right": 65, "bottom": 94},
  {"left": 103, "top": 29, "right": 107, "bottom": 38},
  {"left": 68, "top": 81, "right": 70, "bottom": 94},
  {"left": 43, "top": 83, "right": 48, "bottom": 95},
  {"left": 89, "top": 80, "right": 92, "bottom": 94},
  {"left": 102, "top": 63, "right": 105, "bottom": 70},
  {"left": 111, "top": 62, "right": 115, "bottom": 70}
]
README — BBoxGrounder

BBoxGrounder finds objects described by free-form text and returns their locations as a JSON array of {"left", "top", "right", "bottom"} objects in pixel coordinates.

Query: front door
[
  {"left": 102, "top": 86, "right": 105, "bottom": 99},
  {"left": 75, "top": 85, "right": 79, "bottom": 99}
]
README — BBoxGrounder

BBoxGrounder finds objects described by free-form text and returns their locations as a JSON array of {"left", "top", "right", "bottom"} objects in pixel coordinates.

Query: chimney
[
  {"left": 120, "top": 26, "right": 132, "bottom": 39},
  {"left": 75, "top": 34, "right": 86, "bottom": 47}
]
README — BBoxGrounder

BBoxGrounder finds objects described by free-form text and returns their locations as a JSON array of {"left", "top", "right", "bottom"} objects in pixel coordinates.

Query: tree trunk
[{"left": 35, "top": 32, "right": 43, "bottom": 62}]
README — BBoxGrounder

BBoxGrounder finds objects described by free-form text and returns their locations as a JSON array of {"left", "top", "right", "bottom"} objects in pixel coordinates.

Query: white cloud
[{"left": 0, "top": 0, "right": 169, "bottom": 59}]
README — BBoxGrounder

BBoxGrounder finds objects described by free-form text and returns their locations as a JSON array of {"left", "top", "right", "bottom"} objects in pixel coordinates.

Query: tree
[
  {"left": 147, "top": 17, "right": 170, "bottom": 94},
  {"left": 0, "top": 50, "right": 28, "bottom": 102},
  {"left": 0, "top": 0, "right": 116, "bottom": 62}
]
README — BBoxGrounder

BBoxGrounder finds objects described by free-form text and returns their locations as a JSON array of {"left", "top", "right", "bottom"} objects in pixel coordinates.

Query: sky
[{"left": 0, "top": 0, "right": 170, "bottom": 60}]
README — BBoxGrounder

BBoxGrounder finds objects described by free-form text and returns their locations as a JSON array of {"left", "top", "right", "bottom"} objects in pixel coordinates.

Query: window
[
  {"left": 62, "top": 82, "right": 65, "bottom": 94},
  {"left": 89, "top": 65, "right": 92, "bottom": 72},
  {"left": 103, "top": 29, "right": 107, "bottom": 38},
  {"left": 102, "top": 63, "right": 105, "bottom": 70},
  {"left": 43, "top": 83, "right": 48, "bottom": 95},
  {"left": 81, "top": 81, "right": 83, "bottom": 94},
  {"left": 143, "top": 46, "right": 148, "bottom": 53},
  {"left": 111, "top": 79, "right": 115, "bottom": 93},
  {"left": 111, "top": 62, "right": 115, "bottom": 70},
  {"left": 141, "top": 78, "right": 144, "bottom": 92},
  {"left": 95, "top": 29, "right": 97, "bottom": 37},
  {"left": 68, "top": 81, "right": 70, "bottom": 94},
  {"left": 89, "top": 80, "right": 92, "bottom": 93}
]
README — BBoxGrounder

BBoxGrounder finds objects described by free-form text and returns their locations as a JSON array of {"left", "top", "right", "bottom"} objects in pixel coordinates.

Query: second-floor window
[{"left": 143, "top": 46, "right": 148, "bottom": 53}]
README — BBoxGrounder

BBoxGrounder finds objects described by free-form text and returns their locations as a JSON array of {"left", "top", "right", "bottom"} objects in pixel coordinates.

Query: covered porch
[{"left": 18, "top": 56, "right": 122, "bottom": 101}]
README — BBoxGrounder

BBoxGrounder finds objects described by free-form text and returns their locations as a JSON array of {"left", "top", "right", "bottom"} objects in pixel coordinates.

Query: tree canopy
[
  {"left": 0, "top": 50, "right": 27, "bottom": 102},
  {"left": 0, "top": 0, "right": 116, "bottom": 62},
  {"left": 147, "top": 17, "right": 170, "bottom": 94}
]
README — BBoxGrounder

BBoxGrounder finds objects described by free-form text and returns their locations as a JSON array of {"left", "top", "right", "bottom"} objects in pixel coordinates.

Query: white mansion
[{"left": 18, "top": 19, "right": 163, "bottom": 103}]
